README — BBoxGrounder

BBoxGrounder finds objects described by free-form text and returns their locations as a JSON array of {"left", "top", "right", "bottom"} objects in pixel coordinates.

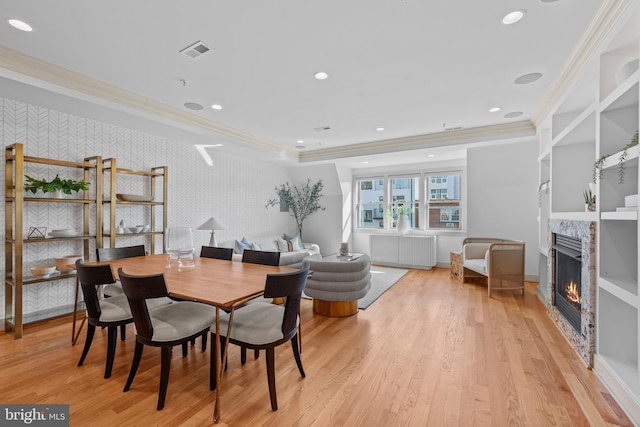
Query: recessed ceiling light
[
  {"left": 502, "top": 10, "right": 526, "bottom": 25},
  {"left": 314, "top": 71, "right": 329, "bottom": 80},
  {"left": 489, "top": 107, "right": 501, "bottom": 113},
  {"left": 540, "top": 0, "right": 559, "bottom": 2},
  {"left": 211, "top": 104, "right": 223, "bottom": 110},
  {"left": 428, "top": 154, "right": 435, "bottom": 158},
  {"left": 7, "top": 18, "right": 32, "bottom": 32},
  {"left": 363, "top": 161, "right": 369, "bottom": 164},
  {"left": 295, "top": 145, "right": 307, "bottom": 150},
  {"left": 376, "top": 127, "right": 385, "bottom": 131},
  {"left": 297, "top": 140, "right": 305, "bottom": 144},
  {"left": 184, "top": 102, "right": 203, "bottom": 110},
  {"left": 504, "top": 111, "right": 524, "bottom": 118},
  {"left": 514, "top": 73, "right": 543, "bottom": 85}
]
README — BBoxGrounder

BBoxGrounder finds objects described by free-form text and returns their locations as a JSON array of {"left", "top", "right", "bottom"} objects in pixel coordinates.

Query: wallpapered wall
[{"left": 0, "top": 96, "right": 292, "bottom": 321}]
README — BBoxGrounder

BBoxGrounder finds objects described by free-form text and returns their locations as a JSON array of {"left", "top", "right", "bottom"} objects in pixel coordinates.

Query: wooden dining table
[{"left": 91, "top": 253, "right": 294, "bottom": 423}]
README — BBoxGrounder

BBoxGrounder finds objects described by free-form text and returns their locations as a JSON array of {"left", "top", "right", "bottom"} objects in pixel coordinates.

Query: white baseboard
[{"left": 593, "top": 354, "right": 640, "bottom": 426}]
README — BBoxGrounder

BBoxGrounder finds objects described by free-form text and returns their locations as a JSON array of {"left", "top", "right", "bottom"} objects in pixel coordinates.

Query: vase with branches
[{"left": 265, "top": 179, "right": 325, "bottom": 239}]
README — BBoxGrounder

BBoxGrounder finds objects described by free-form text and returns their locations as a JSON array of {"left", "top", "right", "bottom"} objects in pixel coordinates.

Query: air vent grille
[{"left": 180, "top": 41, "right": 211, "bottom": 59}]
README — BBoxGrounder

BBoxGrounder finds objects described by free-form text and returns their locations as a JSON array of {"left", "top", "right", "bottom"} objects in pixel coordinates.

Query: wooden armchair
[{"left": 462, "top": 237, "right": 525, "bottom": 297}]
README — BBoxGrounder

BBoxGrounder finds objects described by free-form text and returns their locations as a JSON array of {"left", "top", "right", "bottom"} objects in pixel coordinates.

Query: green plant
[
  {"left": 618, "top": 130, "right": 639, "bottom": 184},
  {"left": 584, "top": 188, "right": 596, "bottom": 212},
  {"left": 592, "top": 155, "right": 607, "bottom": 183},
  {"left": 265, "top": 179, "right": 325, "bottom": 239},
  {"left": 23, "top": 174, "right": 90, "bottom": 195}
]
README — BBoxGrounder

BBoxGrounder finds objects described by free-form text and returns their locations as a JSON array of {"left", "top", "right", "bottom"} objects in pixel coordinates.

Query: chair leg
[
  {"left": 201, "top": 332, "right": 208, "bottom": 351},
  {"left": 241, "top": 347, "right": 247, "bottom": 365},
  {"left": 190, "top": 338, "right": 196, "bottom": 346},
  {"left": 219, "top": 336, "right": 228, "bottom": 370},
  {"left": 157, "top": 346, "right": 172, "bottom": 410},
  {"left": 254, "top": 349, "right": 259, "bottom": 359},
  {"left": 120, "top": 324, "right": 126, "bottom": 341},
  {"left": 298, "top": 323, "right": 302, "bottom": 353},
  {"left": 265, "top": 347, "right": 277, "bottom": 411},
  {"left": 182, "top": 342, "right": 188, "bottom": 357},
  {"left": 124, "top": 341, "right": 144, "bottom": 392},
  {"left": 77, "top": 324, "right": 96, "bottom": 367},
  {"left": 105, "top": 326, "right": 118, "bottom": 379},
  {"left": 291, "top": 335, "right": 305, "bottom": 378}
]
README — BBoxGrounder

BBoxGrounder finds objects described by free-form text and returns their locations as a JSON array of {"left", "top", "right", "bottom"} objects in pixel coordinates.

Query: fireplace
[
  {"left": 542, "top": 219, "right": 596, "bottom": 367},
  {"left": 553, "top": 234, "right": 582, "bottom": 332}
]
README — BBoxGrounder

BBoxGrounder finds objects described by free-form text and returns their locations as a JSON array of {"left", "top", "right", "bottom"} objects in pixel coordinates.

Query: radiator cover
[{"left": 370, "top": 235, "right": 437, "bottom": 269}]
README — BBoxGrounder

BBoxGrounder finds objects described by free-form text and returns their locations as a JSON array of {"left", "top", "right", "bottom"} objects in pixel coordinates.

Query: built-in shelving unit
[
  {"left": 4, "top": 143, "right": 102, "bottom": 338},
  {"left": 538, "top": 5, "right": 640, "bottom": 422},
  {"left": 102, "top": 158, "right": 167, "bottom": 255}
]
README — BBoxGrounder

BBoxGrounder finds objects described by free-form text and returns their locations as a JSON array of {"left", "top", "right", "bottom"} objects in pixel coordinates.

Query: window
[
  {"left": 356, "top": 178, "right": 384, "bottom": 228},
  {"left": 390, "top": 176, "right": 419, "bottom": 229},
  {"left": 426, "top": 173, "right": 461, "bottom": 230}
]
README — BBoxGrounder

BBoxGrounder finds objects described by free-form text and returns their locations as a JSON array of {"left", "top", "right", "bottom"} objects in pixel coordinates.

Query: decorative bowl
[
  {"left": 116, "top": 194, "right": 153, "bottom": 202},
  {"left": 137, "top": 224, "right": 151, "bottom": 233},
  {"left": 55, "top": 255, "right": 82, "bottom": 273},
  {"left": 49, "top": 229, "right": 82, "bottom": 238},
  {"left": 127, "top": 226, "right": 144, "bottom": 233},
  {"left": 30, "top": 265, "right": 56, "bottom": 278}
]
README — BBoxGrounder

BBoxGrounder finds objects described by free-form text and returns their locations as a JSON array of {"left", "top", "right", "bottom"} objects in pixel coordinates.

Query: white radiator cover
[{"left": 370, "top": 235, "right": 437, "bottom": 269}]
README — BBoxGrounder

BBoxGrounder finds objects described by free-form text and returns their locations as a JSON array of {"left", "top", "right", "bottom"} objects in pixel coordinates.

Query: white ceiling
[{"left": 0, "top": 0, "right": 605, "bottom": 168}]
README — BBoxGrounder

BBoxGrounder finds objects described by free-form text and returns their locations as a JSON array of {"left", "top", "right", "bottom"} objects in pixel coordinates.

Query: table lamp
[{"left": 197, "top": 217, "right": 226, "bottom": 246}]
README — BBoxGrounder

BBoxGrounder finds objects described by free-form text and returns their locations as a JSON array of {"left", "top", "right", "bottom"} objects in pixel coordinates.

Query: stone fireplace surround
[{"left": 541, "top": 219, "right": 596, "bottom": 367}]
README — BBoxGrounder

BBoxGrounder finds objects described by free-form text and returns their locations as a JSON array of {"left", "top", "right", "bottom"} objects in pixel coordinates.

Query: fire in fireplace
[{"left": 553, "top": 234, "right": 582, "bottom": 332}]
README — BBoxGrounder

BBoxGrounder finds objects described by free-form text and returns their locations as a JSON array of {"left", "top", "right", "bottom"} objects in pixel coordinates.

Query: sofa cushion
[
  {"left": 234, "top": 236, "right": 251, "bottom": 254},
  {"left": 283, "top": 233, "right": 303, "bottom": 250},
  {"left": 276, "top": 238, "right": 291, "bottom": 252},
  {"left": 463, "top": 258, "right": 487, "bottom": 275}
]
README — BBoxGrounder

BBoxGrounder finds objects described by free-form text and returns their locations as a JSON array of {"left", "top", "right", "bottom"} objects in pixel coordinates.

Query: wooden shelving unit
[{"left": 4, "top": 143, "right": 102, "bottom": 339}]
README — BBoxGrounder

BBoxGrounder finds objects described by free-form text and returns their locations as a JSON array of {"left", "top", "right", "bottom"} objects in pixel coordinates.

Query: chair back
[
  {"left": 241, "top": 249, "right": 281, "bottom": 266},
  {"left": 200, "top": 246, "right": 233, "bottom": 261},
  {"left": 97, "top": 245, "right": 146, "bottom": 261},
  {"left": 118, "top": 268, "right": 169, "bottom": 340},
  {"left": 263, "top": 268, "right": 308, "bottom": 340},
  {"left": 76, "top": 260, "right": 117, "bottom": 321}
]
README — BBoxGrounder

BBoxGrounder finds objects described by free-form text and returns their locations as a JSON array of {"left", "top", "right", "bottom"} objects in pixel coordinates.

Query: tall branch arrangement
[{"left": 265, "top": 179, "right": 325, "bottom": 239}]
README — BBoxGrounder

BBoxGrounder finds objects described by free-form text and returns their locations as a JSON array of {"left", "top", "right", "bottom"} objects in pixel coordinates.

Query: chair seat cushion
[
  {"left": 146, "top": 296, "right": 174, "bottom": 310},
  {"left": 219, "top": 302, "right": 298, "bottom": 345},
  {"left": 464, "top": 258, "right": 487, "bottom": 275},
  {"left": 104, "top": 281, "right": 123, "bottom": 297},
  {"left": 98, "top": 295, "right": 132, "bottom": 322},
  {"left": 150, "top": 301, "right": 216, "bottom": 342}
]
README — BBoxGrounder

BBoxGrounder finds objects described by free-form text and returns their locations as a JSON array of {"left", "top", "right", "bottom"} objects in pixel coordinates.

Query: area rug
[{"left": 303, "top": 265, "right": 408, "bottom": 310}]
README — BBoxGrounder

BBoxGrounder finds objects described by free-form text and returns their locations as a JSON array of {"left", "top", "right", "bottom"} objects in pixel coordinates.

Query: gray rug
[
  {"left": 303, "top": 265, "right": 408, "bottom": 309},
  {"left": 359, "top": 266, "right": 408, "bottom": 309}
]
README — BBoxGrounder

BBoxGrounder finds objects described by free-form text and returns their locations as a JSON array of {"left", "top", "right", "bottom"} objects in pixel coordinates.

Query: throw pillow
[
  {"left": 276, "top": 238, "right": 290, "bottom": 252},
  {"left": 283, "top": 233, "right": 303, "bottom": 251},
  {"left": 234, "top": 237, "right": 251, "bottom": 254},
  {"left": 251, "top": 242, "right": 262, "bottom": 250}
]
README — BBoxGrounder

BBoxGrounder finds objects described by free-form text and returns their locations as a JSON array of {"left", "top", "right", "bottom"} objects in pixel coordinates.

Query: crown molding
[
  {"left": 532, "top": 0, "right": 635, "bottom": 126},
  {"left": 0, "top": 45, "right": 299, "bottom": 158},
  {"left": 298, "top": 121, "right": 536, "bottom": 162}
]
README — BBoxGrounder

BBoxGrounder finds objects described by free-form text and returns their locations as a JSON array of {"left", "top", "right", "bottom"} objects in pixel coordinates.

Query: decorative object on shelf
[
  {"left": 387, "top": 204, "right": 411, "bottom": 235},
  {"left": 116, "top": 220, "right": 126, "bottom": 234},
  {"left": 538, "top": 180, "right": 550, "bottom": 206},
  {"left": 127, "top": 226, "right": 144, "bottom": 234},
  {"left": 197, "top": 217, "right": 226, "bottom": 246},
  {"left": 55, "top": 255, "right": 82, "bottom": 273},
  {"left": 583, "top": 187, "right": 596, "bottom": 212},
  {"left": 592, "top": 155, "right": 607, "bottom": 183},
  {"left": 23, "top": 174, "right": 90, "bottom": 196},
  {"left": 618, "top": 130, "right": 638, "bottom": 184},
  {"left": 265, "top": 179, "right": 325, "bottom": 240},
  {"left": 115, "top": 193, "right": 153, "bottom": 202},
  {"left": 48, "top": 229, "right": 82, "bottom": 238},
  {"left": 30, "top": 265, "right": 56, "bottom": 278},
  {"left": 137, "top": 224, "right": 151, "bottom": 233},
  {"left": 340, "top": 242, "right": 349, "bottom": 256},
  {"left": 614, "top": 58, "right": 639, "bottom": 86},
  {"left": 27, "top": 226, "right": 47, "bottom": 239}
]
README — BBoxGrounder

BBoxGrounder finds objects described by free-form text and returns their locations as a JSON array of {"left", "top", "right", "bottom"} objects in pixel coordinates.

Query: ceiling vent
[
  {"left": 443, "top": 122, "right": 464, "bottom": 131},
  {"left": 180, "top": 41, "right": 211, "bottom": 59},
  {"left": 314, "top": 126, "right": 331, "bottom": 132}
]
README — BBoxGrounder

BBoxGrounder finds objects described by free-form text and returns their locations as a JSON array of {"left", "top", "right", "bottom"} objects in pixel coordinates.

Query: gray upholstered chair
[
  {"left": 97, "top": 245, "right": 146, "bottom": 297},
  {"left": 302, "top": 254, "right": 371, "bottom": 316}
]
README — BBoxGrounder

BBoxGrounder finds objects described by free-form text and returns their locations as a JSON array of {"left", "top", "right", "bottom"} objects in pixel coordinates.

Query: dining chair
[
  {"left": 118, "top": 267, "right": 217, "bottom": 410},
  {"left": 200, "top": 246, "right": 234, "bottom": 261},
  {"left": 75, "top": 260, "right": 133, "bottom": 379},
  {"left": 239, "top": 249, "right": 282, "bottom": 363},
  {"left": 210, "top": 268, "right": 308, "bottom": 410},
  {"left": 97, "top": 245, "right": 146, "bottom": 297}
]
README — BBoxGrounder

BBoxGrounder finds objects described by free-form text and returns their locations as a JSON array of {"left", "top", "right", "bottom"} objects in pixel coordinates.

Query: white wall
[
  {"left": 0, "top": 96, "right": 291, "bottom": 320},
  {"left": 467, "top": 140, "right": 539, "bottom": 278}
]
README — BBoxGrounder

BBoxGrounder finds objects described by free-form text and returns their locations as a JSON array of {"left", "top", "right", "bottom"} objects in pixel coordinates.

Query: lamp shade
[{"left": 197, "top": 217, "right": 225, "bottom": 231}]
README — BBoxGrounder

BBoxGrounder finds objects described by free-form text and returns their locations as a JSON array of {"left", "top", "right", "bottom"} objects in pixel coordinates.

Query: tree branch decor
[{"left": 265, "top": 179, "right": 325, "bottom": 239}]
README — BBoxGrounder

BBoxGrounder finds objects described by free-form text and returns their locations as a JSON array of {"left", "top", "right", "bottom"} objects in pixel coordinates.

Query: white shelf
[
  {"left": 601, "top": 210, "right": 638, "bottom": 220},
  {"left": 600, "top": 70, "right": 640, "bottom": 113},
  {"left": 549, "top": 212, "right": 598, "bottom": 221},
  {"left": 599, "top": 277, "right": 639, "bottom": 305},
  {"left": 551, "top": 103, "right": 597, "bottom": 147},
  {"left": 602, "top": 144, "right": 640, "bottom": 170}
]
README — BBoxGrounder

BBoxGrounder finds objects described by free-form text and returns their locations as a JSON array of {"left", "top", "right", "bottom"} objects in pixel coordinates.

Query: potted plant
[
  {"left": 583, "top": 188, "right": 596, "bottom": 212},
  {"left": 265, "top": 179, "right": 325, "bottom": 240},
  {"left": 23, "top": 174, "right": 90, "bottom": 198},
  {"left": 386, "top": 204, "right": 411, "bottom": 235}
]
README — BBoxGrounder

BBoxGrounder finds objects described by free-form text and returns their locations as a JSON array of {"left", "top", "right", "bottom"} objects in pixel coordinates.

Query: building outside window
[
  {"left": 390, "top": 176, "right": 420, "bottom": 229},
  {"left": 357, "top": 178, "right": 385, "bottom": 228},
  {"left": 426, "top": 173, "right": 461, "bottom": 229}
]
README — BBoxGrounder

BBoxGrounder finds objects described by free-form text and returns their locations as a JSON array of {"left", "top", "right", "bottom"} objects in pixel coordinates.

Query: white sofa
[{"left": 218, "top": 234, "right": 322, "bottom": 268}]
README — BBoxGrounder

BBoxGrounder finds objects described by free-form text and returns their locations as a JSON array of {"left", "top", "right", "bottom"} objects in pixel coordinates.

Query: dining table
[{"left": 90, "top": 253, "right": 294, "bottom": 423}]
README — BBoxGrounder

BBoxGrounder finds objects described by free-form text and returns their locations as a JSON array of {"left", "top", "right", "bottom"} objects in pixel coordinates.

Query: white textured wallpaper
[{"left": 0, "top": 96, "right": 292, "bottom": 322}]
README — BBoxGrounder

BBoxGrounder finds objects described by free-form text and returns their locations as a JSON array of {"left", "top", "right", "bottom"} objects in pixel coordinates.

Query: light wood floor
[{"left": 0, "top": 268, "right": 632, "bottom": 426}]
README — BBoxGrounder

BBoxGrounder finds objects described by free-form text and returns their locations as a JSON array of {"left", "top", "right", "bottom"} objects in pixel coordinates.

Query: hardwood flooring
[{"left": 0, "top": 268, "right": 632, "bottom": 426}]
